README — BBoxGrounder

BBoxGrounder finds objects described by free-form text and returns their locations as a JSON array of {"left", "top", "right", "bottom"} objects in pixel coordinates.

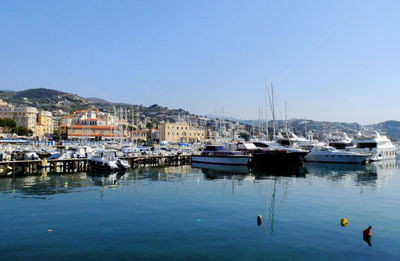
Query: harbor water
[{"left": 1, "top": 161, "right": 400, "bottom": 260}]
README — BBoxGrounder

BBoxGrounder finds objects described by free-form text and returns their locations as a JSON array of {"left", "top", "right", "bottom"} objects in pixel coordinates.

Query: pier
[{"left": 0, "top": 155, "right": 192, "bottom": 176}]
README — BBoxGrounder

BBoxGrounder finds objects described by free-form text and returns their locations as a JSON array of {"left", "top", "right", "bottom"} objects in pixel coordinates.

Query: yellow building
[
  {"left": 0, "top": 99, "right": 14, "bottom": 119},
  {"left": 159, "top": 122, "right": 206, "bottom": 143},
  {"left": 131, "top": 130, "right": 147, "bottom": 142},
  {"left": 0, "top": 101, "right": 54, "bottom": 137},
  {"left": 36, "top": 111, "right": 53, "bottom": 137},
  {"left": 12, "top": 106, "right": 39, "bottom": 135}
]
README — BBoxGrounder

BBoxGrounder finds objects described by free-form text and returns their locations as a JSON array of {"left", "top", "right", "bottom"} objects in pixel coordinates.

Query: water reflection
[
  {"left": 192, "top": 163, "right": 306, "bottom": 180},
  {"left": 304, "top": 160, "right": 399, "bottom": 188},
  {"left": 0, "top": 173, "right": 91, "bottom": 199},
  {"left": 0, "top": 160, "right": 398, "bottom": 198}
]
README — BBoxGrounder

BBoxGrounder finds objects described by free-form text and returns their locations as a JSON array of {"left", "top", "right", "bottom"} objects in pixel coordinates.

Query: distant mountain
[
  {"left": 204, "top": 114, "right": 241, "bottom": 121},
  {"left": 371, "top": 120, "right": 400, "bottom": 140},
  {"left": 86, "top": 97, "right": 111, "bottom": 104},
  {"left": 0, "top": 88, "right": 93, "bottom": 112}
]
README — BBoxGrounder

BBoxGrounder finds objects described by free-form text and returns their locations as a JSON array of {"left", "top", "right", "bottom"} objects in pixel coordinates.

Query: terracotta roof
[
  {"left": 81, "top": 118, "right": 103, "bottom": 121},
  {"left": 67, "top": 134, "right": 126, "bottom": 137},
  {"left": 68, "top": 125, "right": 120, "bottom": 130}
]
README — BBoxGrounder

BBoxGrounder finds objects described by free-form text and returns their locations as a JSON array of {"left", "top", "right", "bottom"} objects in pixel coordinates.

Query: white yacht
[
  {"left": 305, "top": 145, "right": 368, "bottom": 163},
  {"left": 326, "top": 131, "right": 353, "bottom": 149},
  {"left": 192, "top": 145, "right": 250, "bottom": 165},
  {"left": 349, "top": 131, "right": 396, "bottom": 161},
  {"left": 276, "top": 130, "right": 324, "bottom": 151}
]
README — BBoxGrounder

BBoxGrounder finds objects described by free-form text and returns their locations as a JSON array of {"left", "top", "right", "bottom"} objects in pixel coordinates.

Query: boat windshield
[
  {"left": 357, "top": 142, "right": 377, "bottom": 149},
  {"left": 253, "top": 142, "right": 269, "bottom": 148},
  {"left": 204, "top": 146, "right": 224, "bottom": 151}
]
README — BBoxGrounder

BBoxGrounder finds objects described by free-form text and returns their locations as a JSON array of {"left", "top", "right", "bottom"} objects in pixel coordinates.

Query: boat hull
[
  {"left": 348, "top": 148, "right": 397, "bottom": 161},
  {"left": 192, "top": 155, "right": 250, "bottom": 165},
  {"left": 304, "top": 154, "right": 367, "bottom": 163},
  {"left": 89, "top": 160, "right": 120, "bottom": 173}
]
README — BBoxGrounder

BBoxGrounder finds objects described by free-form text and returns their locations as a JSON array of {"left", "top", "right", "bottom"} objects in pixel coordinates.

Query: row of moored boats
[{"left": 192, "top": 131, "right": 397, "bottom": 166}]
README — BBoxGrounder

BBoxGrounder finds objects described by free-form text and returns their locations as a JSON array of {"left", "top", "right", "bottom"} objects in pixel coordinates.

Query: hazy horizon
[{"left": 2, "top": 1, "right": 400, "bottom": 124}]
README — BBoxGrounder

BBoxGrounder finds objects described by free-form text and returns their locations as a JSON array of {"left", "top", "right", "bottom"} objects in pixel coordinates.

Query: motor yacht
[
  {"left": 305, "top": 145, "right": 368, "bottom": 163},
  {"left": 89, "top": 150, "right": 129, "bottom": 172},
  {"left": 326, "top": 131, "right": 353, "bottom": 149},
  {"left": 242, "top": 141, "right": 307, "bottom": 166},
  {"left": 276, "top": 130, "right": 324, "bottom": 151},
  {"left": 348, "top": 131, "right": 396, "bottom": 161},
  {"left": 191, "top": 145, "right": 250, "bottom": 165}
]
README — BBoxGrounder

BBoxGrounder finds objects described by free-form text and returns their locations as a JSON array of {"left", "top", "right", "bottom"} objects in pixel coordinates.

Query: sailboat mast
[
  {"left": 264, "top": 78, "right": 269, "bottom": 140},
  {"left": 269, "top": 83, "right": 276, "bottom": 139}
]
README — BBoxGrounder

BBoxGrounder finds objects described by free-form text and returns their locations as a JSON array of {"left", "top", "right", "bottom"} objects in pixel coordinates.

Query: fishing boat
[
  {"left": 305, "top": 145, "right": 368, "bottom": 163},
  {"left": 191, "top": 145, "right": 250, "bottom": 165}
]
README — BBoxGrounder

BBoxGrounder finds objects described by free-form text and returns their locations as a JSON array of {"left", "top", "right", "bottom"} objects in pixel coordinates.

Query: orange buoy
[
  {"left": 257, "top": 215, "right": 262, "bottom": 226},
  {"left": 363, "top": 226, "right": 372, "bottom": 237}
]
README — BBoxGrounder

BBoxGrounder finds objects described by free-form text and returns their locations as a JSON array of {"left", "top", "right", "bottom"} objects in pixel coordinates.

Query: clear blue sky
[{"left": 1, "top": 0, "right": 399, "bottom": 124}]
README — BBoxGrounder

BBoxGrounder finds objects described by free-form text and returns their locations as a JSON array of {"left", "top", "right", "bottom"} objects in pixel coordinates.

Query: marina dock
[{"left": 0, "top": 155, "right": 192, "bottom": 176}]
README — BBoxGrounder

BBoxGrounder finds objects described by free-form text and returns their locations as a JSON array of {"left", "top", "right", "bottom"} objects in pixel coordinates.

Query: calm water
[{"left": 1, "top": 161, "right": 400, "bottom": 260}]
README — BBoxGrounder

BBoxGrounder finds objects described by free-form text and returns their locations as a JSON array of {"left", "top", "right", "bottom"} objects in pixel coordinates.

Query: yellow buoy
[
  {"left": 340, "top": 218, "right": 348, "bottom": 227},
  {"left": 41, "top": 158, "right": 47, "bottom": 167}
]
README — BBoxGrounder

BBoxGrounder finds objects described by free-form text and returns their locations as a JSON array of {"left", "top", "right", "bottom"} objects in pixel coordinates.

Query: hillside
[
  {"left": 0, "top": 88, "right": 94, "bottom": 112},
  {"left": 0, "top": 88, "right": 192, "bottom": 123},
  {"left": 1, "top": 88, "right": 399, "bottom": 140}
]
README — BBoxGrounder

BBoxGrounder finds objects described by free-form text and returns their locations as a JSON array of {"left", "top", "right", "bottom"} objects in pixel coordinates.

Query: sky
[{"left": 1, "top": 0, "right": 400, "bottom": 124}]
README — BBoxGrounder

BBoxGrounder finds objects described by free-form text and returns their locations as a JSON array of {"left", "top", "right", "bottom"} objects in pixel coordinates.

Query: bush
[{"left": 0, "top": 118, "right": 16, "bottom": 129}]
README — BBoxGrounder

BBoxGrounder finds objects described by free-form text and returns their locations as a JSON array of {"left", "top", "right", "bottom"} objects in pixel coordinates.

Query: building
[
  {"left": 36, "top": 110, "right": 53, "bottom": 137},
  {"left": 0, "top": 100, "right": 54, "bottom": 137},
  {"left": 131, "top": 130, "right": 147, "bottom": 142},
  {"left": 59, "top": 110, "right": 127, "bottom": 139},
  {"left": 159, "top": 122, "right": 206, "bottom": 143},
  {"left": 0, "top": 99, "right": 14, "bottom": 119},
  {"left": 59, "top": 125, "right": 126, "bottom": 139},
  {"left": 13, "top": 106, "right": 38, "bottom": 132}
]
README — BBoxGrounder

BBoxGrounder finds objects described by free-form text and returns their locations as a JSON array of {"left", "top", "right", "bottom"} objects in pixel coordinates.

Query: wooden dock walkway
[{"left": 0, "top": 155, "right": 192, "bottom": 176}]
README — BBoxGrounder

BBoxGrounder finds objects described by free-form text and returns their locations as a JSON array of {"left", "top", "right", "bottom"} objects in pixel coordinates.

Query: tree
[
  {"left": 52, "top": 130, "right": 60, "bottom": 141},
  {"left": 239, "top": 132, "right": 250, "bottom": 141},
  {"left": 0, "top": 118, "right": 17, "bottom": 133},
  {"left": 11, "top": 126, "right": 33, "bottom": 136}
]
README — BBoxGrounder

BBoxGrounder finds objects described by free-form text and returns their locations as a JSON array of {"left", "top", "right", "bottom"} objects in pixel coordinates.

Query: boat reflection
[
  {"left": 192, "top": 163, "right": 251, "bottom": 180},
  {"left": 250, "top": 165, "right": 307, "bottom": 179},
  {"left": 192, "top": 162, "right": 307, "bottom": 180},
  {"left": 304, "top": 159, "right": 399, "bottom": 187}
]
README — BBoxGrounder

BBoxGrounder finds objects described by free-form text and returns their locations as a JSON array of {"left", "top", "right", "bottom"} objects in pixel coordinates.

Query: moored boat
[
  {"left": 191, "top": 145, "right": 250, "bottom": 166},
  {"left": 305, "top": 145, "right": 368, "bottom": 164},
  {"left": 348, "top": 131, "right": 396, "bottom": 161},
  {"left": 89, "top": 150, "right": 129, "bottom": 172}
]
